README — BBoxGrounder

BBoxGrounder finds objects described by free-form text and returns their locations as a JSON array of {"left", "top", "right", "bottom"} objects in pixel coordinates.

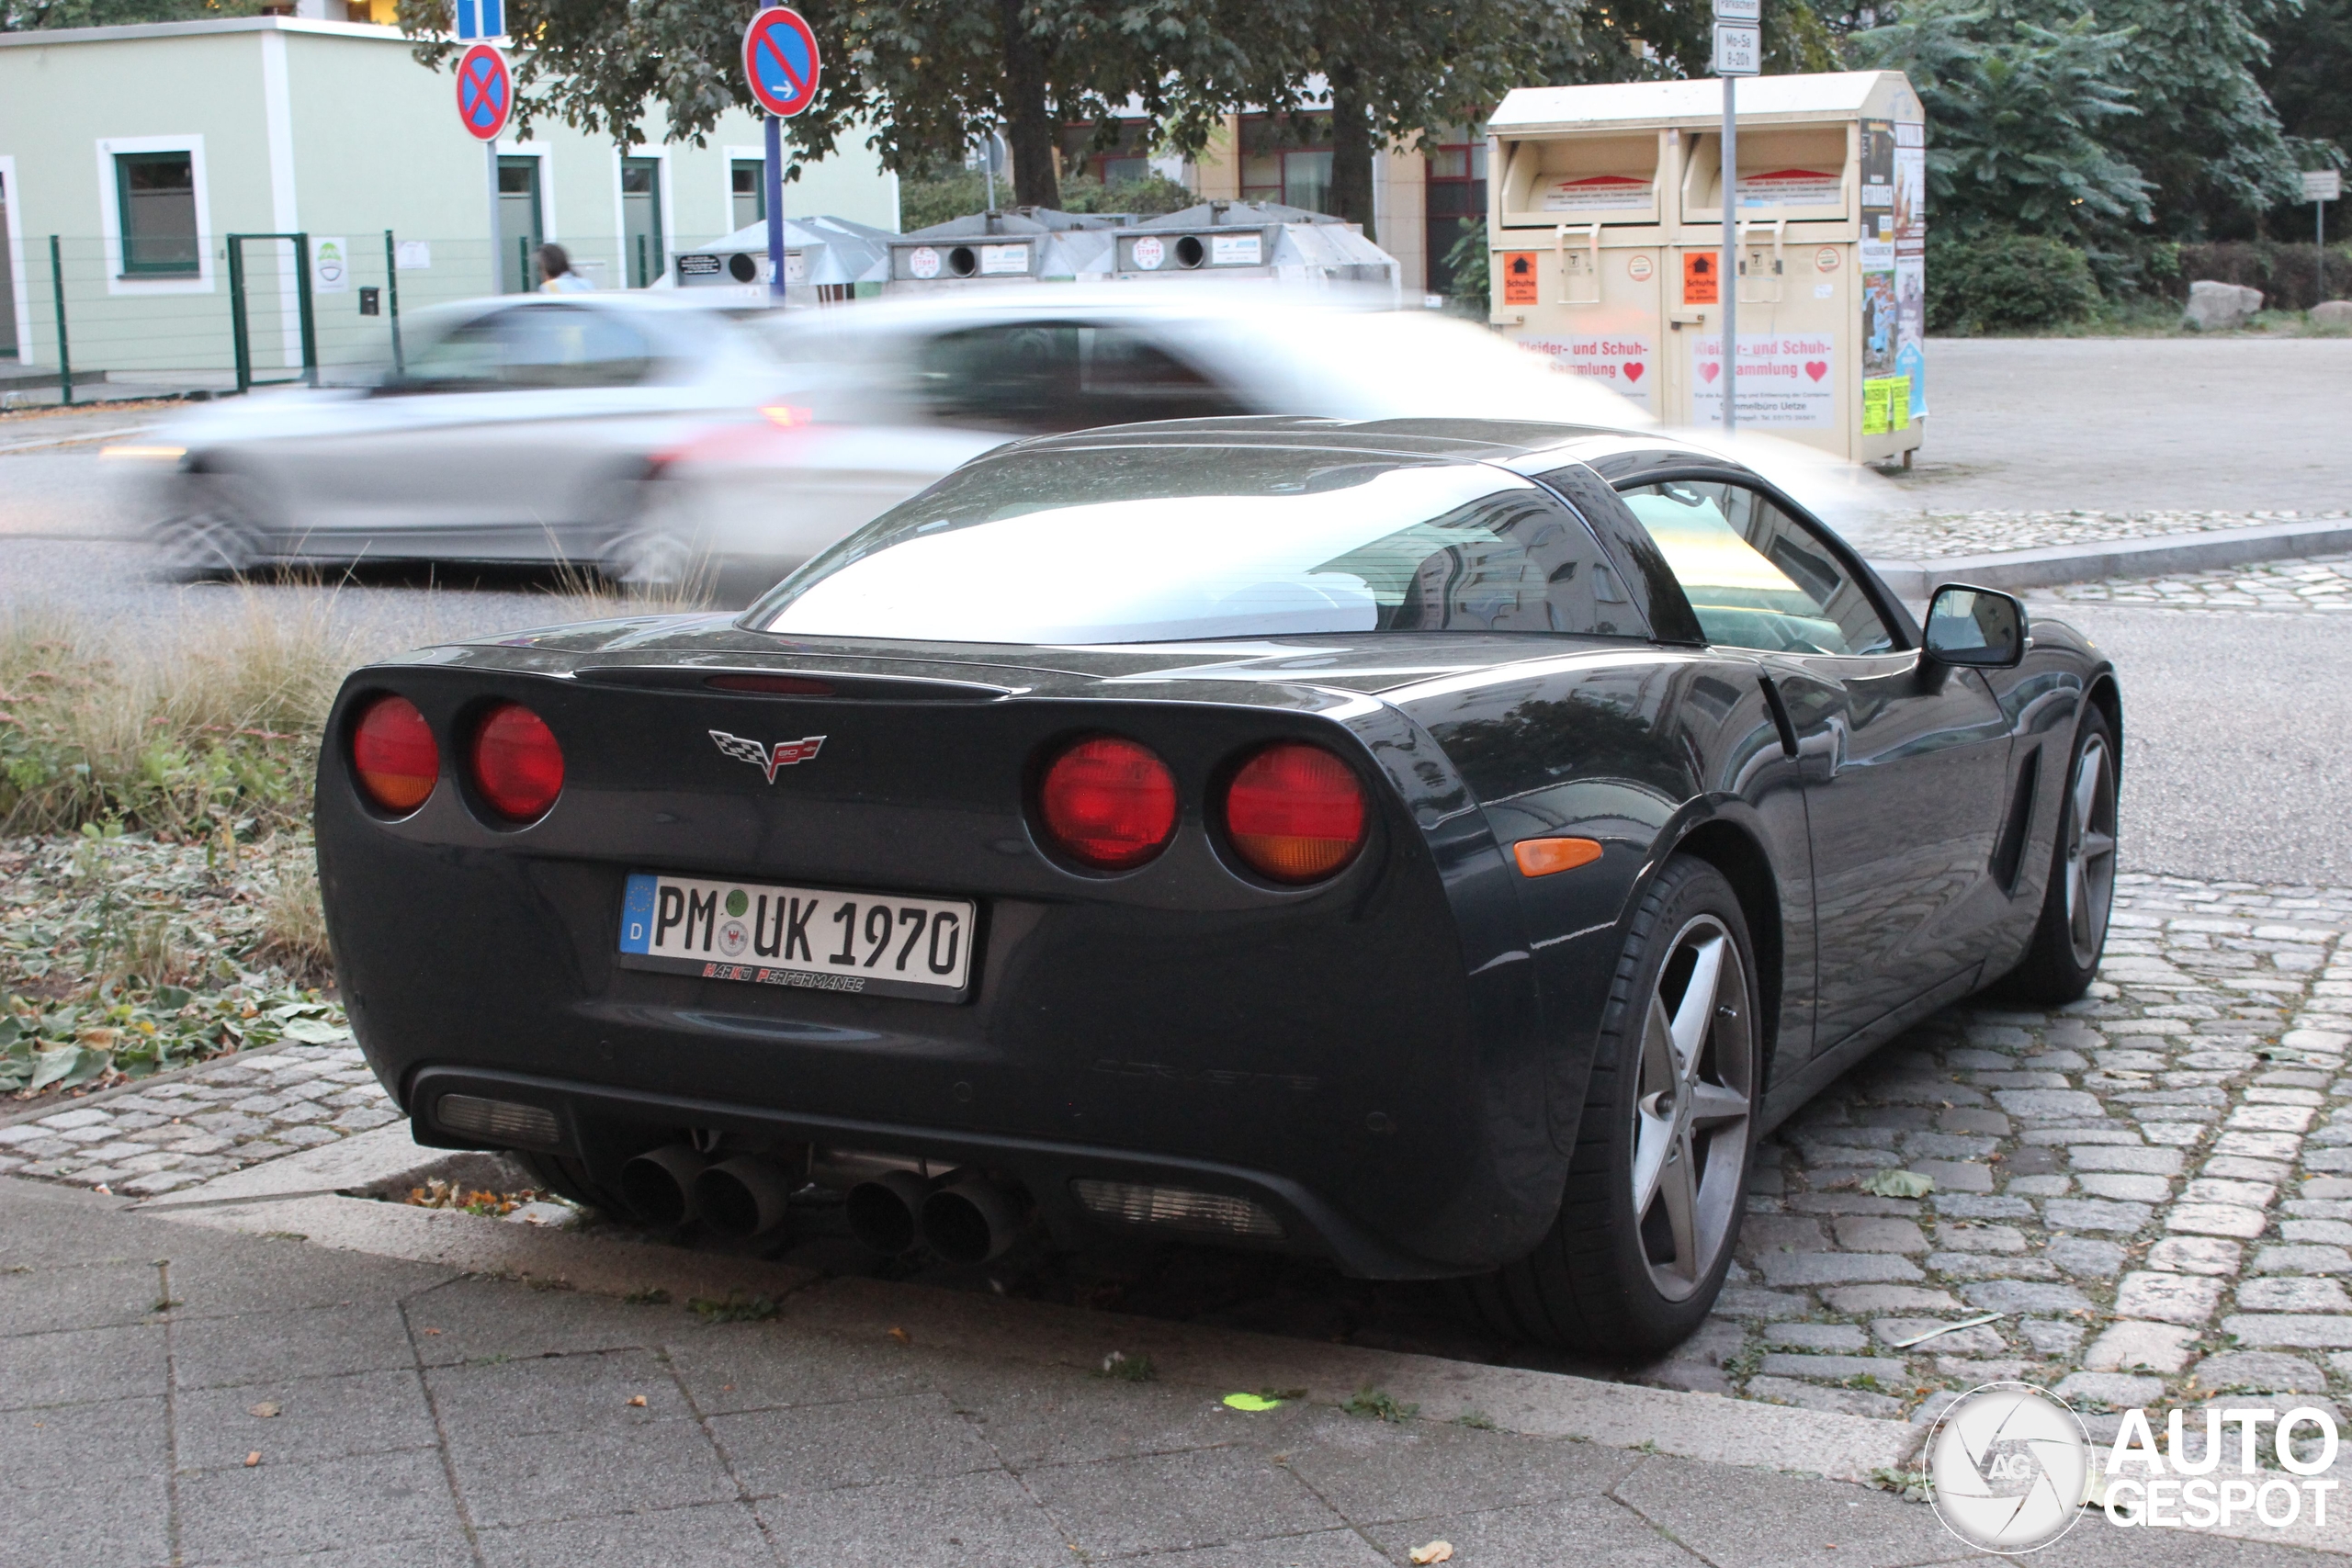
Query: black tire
[
  {"left": 1999, "top": 706, "right": 2119, "bottom": 1004},
  {"left": 1464, "top": 855, "right": 1762, "bottom": 1357}
]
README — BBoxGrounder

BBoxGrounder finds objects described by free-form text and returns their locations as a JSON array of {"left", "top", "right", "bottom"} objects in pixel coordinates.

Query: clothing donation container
[{"left": 1485, "top": 71, "right": 1927, "bottom": 464}]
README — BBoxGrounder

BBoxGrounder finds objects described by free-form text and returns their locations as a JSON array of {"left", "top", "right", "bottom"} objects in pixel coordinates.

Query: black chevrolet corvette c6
[{"left": 316, "top": 417, "right": 2120, "bottom": 1355}]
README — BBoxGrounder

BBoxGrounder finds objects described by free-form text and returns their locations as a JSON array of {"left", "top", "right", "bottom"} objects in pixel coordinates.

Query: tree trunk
[
  {"left": 999, "top": 0, "right": 1062, "bottom": 209},
  {"left": 1327, "top": 63, "right": 1375, "bottom": 242}
]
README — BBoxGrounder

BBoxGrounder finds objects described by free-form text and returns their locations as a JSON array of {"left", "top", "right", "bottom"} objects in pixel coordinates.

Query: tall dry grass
[{"left": 0, "top": 592, "right": 362, "bottom": 837}]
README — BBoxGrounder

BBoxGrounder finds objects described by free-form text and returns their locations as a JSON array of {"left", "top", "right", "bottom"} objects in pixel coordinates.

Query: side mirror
[{"left": 1923, "top": 583, "right": 2026, "bottom": 669}]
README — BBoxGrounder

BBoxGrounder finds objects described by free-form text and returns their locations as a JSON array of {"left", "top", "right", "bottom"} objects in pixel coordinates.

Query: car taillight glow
[
  {"left": 1037, "top": 736, "right": 1178, "bottom": 871},
  {"left": 350, "top": 694, "right": 438, "bottom": 813},
  {"left": 469, "top": 702, "right": 565, "bottom": 823},
  {"left": 1224, "top": 742, "right": 1366, "bottom": 883}
]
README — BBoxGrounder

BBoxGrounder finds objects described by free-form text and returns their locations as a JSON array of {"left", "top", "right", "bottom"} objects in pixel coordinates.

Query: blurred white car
[
  {"left": 132, "top": 293, "right": 786, "bottom": 583},
  {"left": 628, "top": 287, "right": 1657, "bottom": 600}
]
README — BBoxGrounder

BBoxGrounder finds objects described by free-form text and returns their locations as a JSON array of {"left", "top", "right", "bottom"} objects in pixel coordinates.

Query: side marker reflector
[{"left": 1513, "top": 837, "right": 1603, "bottom": 877}]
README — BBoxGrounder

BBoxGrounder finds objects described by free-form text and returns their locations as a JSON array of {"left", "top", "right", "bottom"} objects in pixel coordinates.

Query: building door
[
  {"left": 497, "top": 156, "right": 543, "bottom": 293},
  {"left": 622, "top": 157, "right": 663, "bottom": 288},
  {"left": 1423, "top": 125, "right": 1488, "bottom": 299},
  {"left": 0, "top": 172, "right": 16, "bottom": 357},
  {"left": 731, "top": 159, "right": 764, "bottom": 231}
]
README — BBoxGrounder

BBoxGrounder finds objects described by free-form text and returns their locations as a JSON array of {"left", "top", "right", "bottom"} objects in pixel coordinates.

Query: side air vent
[{"left": 1990, "top": 747, "right": 2042, "bottom": 894}]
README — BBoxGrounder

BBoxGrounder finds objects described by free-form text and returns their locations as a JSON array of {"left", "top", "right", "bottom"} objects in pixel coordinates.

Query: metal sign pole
[
  {"left": 763, "top": 0, "right": 787, "bottom": 303},
  {"left": 1722, "top": 75, "right": 1736, "bottom": 435},
  {"left": 487, "top": 139, "right": 503, "bottom": 293}
]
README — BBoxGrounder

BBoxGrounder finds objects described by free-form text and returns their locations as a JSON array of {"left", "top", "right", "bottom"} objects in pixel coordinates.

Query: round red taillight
[
  {"left": 350, "top": 694, "right": 438, "bottom": 814},
  {"left": 469, "top": 702, "right": 564, "bottom": 823},
  {"left": 1036, "top": 736, "right": 1179, "bottom": 871},
  {"left": 1223, "top": 742, "right": 1366, "bottom": 883}
]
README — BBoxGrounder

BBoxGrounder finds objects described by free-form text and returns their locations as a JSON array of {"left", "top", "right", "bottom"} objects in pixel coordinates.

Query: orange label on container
[
  {"left": 1501, "top": 253, "right": 1539, "bottom": 304},
  {"left": 1682, "top": 251, "right": 1719, "bottom": 305}
]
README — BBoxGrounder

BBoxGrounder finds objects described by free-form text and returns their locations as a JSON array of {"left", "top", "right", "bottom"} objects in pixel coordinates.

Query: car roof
[{"left": 1004, "top": 415, "right": 1746, "bottom": 478}]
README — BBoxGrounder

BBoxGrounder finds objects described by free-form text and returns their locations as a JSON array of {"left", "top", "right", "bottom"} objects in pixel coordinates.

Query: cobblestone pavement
[
  {"left": 1858, "top": 509, "right": 2350, "bottom": 563},
  {"left": 1679, "top": 873, "right": 2352, "bottom": 1446},
  {"left": 2038, "top": 553, "right": 2352, "bottom": 612},
  {"left": 14, "top": 874, "right": 2352, "bottom": 1456},
  {"left": 0, "top": 1043, "right": 398, "bottom": 1197}
]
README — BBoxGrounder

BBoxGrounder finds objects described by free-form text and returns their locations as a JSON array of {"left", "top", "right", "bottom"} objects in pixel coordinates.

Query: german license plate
[{"left": 617, "top": 873, "right": 975, "bottom": 1001}]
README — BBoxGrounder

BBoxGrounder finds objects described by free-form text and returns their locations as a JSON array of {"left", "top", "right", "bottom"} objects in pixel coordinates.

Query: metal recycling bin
[
  {"left": 883, "top": 209, "right": 1125, "bottom": 293},
  {"left": 1112, "top": 201, "right": 1399, "bottom": 293},
  {"left": 1486, "top": 71, "right": 1927, "bottom": 463},
  {"left": 669, "top": 213, "right": 896, "bottom": 302}
]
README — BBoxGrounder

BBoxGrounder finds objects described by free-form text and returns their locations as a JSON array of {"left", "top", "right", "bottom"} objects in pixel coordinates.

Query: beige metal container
[{"left": 1486, "top": 72, "right": 1928, "bottom": 465}]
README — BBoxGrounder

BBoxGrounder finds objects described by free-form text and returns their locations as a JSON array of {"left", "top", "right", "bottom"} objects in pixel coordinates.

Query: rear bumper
[{"left": 409, "top": 1063, "right": 1475, "bottom": 1279}]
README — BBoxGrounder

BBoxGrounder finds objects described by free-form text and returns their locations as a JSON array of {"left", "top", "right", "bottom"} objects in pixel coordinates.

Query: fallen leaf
[
  {"left": 1860, "top": 1168, "right": 1935, "bottom": 1199},
  {"left": 244, "top": 1451, "right": 261, "bottom": 1467},
  {"left": 888, "top": 1326, "right": 910, "bottom": 1345},
  {"left": 1224, "top": 1393, "right": 1284, "bottom": 1412},
  {"left": 626, "top": 1394, "right": 647, "bottom": 1408},
  {"left": 247, "top": 1402, "right": 280, "bottom": 1418},
  {"left": 1410, "top": 1542, "right": 1453, "bottom": 1565},
  {"left": 423, "top": 1327, "right": 442, "bottom": 1336}
]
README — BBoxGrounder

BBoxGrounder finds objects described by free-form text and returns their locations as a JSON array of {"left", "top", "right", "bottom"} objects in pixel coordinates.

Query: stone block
[
  {"left": 2078, "top": 1174, "right": 2173, "bottom": 1202},
  {"left": 1757, "top": 1251, "right": 1925, "bottom": 1287},
  {"left": 2045, "top": 1199, "right": 2154, "bottom": 1234},
  {"left": 2253, "top": 1245, "right": 2352, "bottom": 1275},
  {"left": 2045, "top": 1237, "right": 2129, "bottom": 1279},
  {"left": 2142, "top": 1123, "right": 2211, "bottom": 1147},
  {"left": 2054, "top": 1371, "right": 2165, "bottom": 1409},
  {"left": 2166, "top": 1203, "right": 2269, "bottom": 1238},
  {"left": 2085, "top": 1321, "right": 2200, "bottom": 1373},
  {"left": 1910, "top": 1160, "right": 1996, "bottom": 1193},
  {"left": 2188, "top": 1350, "right": 2328, "bottom": 1393},
  {"left": 2238, "top": 1277, "right": 2352, "bottom": 1313},
  {"left": 1961, "top": 1280, "right": 2094, "bottom": 1315},
  {"left": 2221, "top": 1314, "right": 2352, "bottom": 1348},
  {"left": 1935, "top": 1224, "right": 2027, "bottom": 1254},
  {"left": 1939, "top": 1108, "right": 2012, "bottom": 1136},
  {"left": 1996, "top": 1089, "right": 2106, "bottom": 1121},
  {"left": 1936, "top": 1195, "right": 2038, "bottom": 1219},
  {"left": 2020, "top": 1319, "right": 2086, "bottom": 1356},
  {"left": 2069, "top": 1145, "right": 2183, "bottom": 1175},
  {"left": 1928, "top": 1253, "right": 2061, "bottom": 1280},
  {"left": 2185, "top": 1177, "right": 2278, "bottom": 1208},
  {"left": 1824, "top": 1285, "right": 1962, "bottom": 1314},
  {"left": 1742, "top": 1375, "right": 1905, "bottom": 1419},
  {"left": 2230, "top": 1104, "right": 2316, "bottom": 1134},
  {"left": 2202, "top": 1156, "right": 2293, "bottom": 1184},
  {"left": 1833, "top": 1216, "right": 1929, "bottom": 1253},
  {"left": 1761, "top": 1323, "right": 1868, "bottom": 1352},
  {"left": 2113, "top": 1271, "right": 2223, "bottom": 1325},
  {"left": 1755, "top": 1352, "right": 1912, "bottom": 1383},
  {"left": 1871, "top": 1319, "right": 2006, "bottom": 1356}
]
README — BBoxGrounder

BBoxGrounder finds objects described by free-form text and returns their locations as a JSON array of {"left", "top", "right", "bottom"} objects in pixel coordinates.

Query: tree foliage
[
  {"left": 2092, "top": 0, "right": 2301, "bottom": 237},
  {"left": 1848, "top": 0, "right": 2151, "bottom": 249},
  {"left": 1, "top": 0, "right": 256, "bottom": 28}
]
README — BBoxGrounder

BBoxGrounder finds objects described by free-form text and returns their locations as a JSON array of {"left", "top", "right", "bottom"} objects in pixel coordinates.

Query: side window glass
[
  {"left": 497, "top": 306, "right": 657, "bottom": 389},
  {"left": 395, "top": 311, "right": 507, "bottom": 390},
  {"left": 1616, "top": 480, "right": 1895, "bottom": 656},
  {"left": 1313, "top": 488, "right": 1635, "bottom": 636},
  {"left": 911, "top": 322, "right": 1082, "bottom": 432},
  {"left": 1075, "top": 326, "right": 1251, "bottom": 424}
]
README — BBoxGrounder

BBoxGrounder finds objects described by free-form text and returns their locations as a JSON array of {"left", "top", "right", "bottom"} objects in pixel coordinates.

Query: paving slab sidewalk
[{"left": 2, "top": 1175, "right": 2340, "bottom": 1568}]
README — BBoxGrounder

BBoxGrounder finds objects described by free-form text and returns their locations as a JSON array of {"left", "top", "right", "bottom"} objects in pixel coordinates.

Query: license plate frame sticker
[{"left": 617, "top": 873, "right": 976, "bottom": 1001}]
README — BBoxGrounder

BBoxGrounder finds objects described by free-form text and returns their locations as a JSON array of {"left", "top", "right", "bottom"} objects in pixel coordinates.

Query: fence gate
[{"left": 226, "top": 232, "right": 320, "bottom": 394}]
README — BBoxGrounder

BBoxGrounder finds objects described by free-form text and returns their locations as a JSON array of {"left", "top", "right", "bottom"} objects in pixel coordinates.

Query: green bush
[
  {"left": 1927, "top": 232, "right": 2102, "bottom": 334},
  {"left": 896, "top": 170, "right": 1195, "bottom": 232}
]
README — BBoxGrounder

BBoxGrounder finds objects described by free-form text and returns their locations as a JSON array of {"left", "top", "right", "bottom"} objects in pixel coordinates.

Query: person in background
[{"left": 537, "top": 243, "right": 594, "bottom": 293}]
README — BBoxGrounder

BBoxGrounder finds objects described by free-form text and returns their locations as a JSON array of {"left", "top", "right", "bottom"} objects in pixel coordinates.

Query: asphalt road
[{"left": 2034, "top": 598, "right": 2352, "bottom": 886}]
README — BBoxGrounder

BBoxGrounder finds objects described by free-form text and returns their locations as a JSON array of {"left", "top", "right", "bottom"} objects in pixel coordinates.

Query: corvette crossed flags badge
[{"left": 710, "top": 729, "right": 826, "bottom": 783}]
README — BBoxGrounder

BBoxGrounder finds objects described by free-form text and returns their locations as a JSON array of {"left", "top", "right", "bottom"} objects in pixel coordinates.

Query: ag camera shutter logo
[{"left": 1925, "top": 1382, "right": 2090, "bottom": 1553}]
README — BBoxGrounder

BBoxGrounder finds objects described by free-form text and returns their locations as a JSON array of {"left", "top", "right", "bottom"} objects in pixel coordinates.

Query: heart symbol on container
[
  {"left": 1623, "top": 362, "right": 1645, "bottom": 383},
  {"left": 1804, "top": 360, "right": 1829, "bottom": 381},
  {"left": 1700, "top": 362, "right": 1721, "bottom": 383}
]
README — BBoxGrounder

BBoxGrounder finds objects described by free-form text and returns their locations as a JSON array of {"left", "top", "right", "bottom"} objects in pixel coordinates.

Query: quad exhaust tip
[
  {"left": 697, "top": 1155, "right": 799, "bottom": 1240},
  {"left": 843, "top": 1170, "right": 931, "bottom": 1255},
  {"left": 619, "top": 1145, "right": 707, "bottom": 1230},
  {"left": 921, "top": 1178, "right": 1022, "bottom": 1266}
]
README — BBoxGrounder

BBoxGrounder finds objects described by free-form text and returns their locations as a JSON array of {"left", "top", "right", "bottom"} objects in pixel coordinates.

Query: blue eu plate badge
[{"left": 619, "top": 874, "right": 657, "bottom": 955}]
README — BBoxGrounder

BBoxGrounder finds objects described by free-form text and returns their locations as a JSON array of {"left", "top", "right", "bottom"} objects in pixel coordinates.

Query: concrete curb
[
  {"left": 1870, "top": 517, "right": 2352, "bottom": 599},
  {"left": 142, "top": 1156, "right": 1924, "bottom": 1486}
]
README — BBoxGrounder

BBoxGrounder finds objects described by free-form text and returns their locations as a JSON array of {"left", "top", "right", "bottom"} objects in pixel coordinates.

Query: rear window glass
[
  {"left": 1616, "top": 480, "right": 1894, "bottom": 656},
  {"left": 745, "top": 445, "right": 1639, "bottom": 645}
]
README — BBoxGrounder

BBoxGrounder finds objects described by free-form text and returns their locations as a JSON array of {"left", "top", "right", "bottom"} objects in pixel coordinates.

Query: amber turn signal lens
[
  {"left": 350, "top": 694, "right": 438, "bottom": 813},
  {"left": 1224, "top": 742, "right": 1366, "bottom": 884},
  {"left": 1513, "top": 837, "right": 1603, "bottom": 877},
  {"left": 1037, "top": 736, "right": 1180, "bottom": 871},
  {"left": 469, "top": 702, "right": 565, "bottom": 823}
]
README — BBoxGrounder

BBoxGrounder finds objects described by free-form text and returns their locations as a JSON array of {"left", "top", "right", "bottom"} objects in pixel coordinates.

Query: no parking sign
[
  {"left": 455, "top": 43, "right": 512, "bottom": 141},
  {"left": 742, "top": 7, "right": 821, "bottom": 118}
]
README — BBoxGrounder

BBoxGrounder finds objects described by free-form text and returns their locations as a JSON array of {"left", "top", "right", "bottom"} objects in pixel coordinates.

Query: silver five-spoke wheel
[
  {"left": 1630, "top": 914, "right": 1754, "bottom": 1302},
  {"left": 2063, "top": 732, "right": 2118, "bottom": 972}
]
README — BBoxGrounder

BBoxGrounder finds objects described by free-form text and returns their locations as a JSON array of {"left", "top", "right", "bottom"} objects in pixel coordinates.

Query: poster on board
[
  {"left": 1859, "top": 119, "right": 1905, "bottom": 432},
  {"left": 1894, "top": 120, "right": 1928, "bottom": 422}
]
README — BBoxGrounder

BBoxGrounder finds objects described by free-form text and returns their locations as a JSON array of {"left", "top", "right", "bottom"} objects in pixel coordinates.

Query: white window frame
[
  {"left": 0, "top": 156, "right": 31, "bottom": 365},
  {"left": 611, "top": 144, "right": 677, "bottom": 287},
  {"left": 724, "top": 143, "right": 767, "bottom": 236},
  {"left": 96, "top": 134, "right": 213, "bottom": 297}
]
